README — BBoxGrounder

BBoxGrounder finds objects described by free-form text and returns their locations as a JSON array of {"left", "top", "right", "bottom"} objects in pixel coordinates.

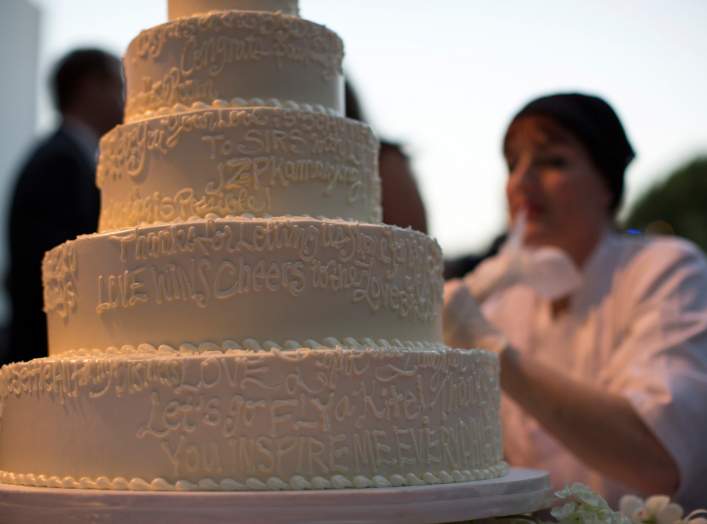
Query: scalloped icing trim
[
  {"left": 89, "top": 215, "right": 435, "bottom": 249},
  {"left": 125, "top": 96, "right": 340, "bottom": 124},
  {"left": 0, "top": 462, "right": 508, "bottom": 491},
  {"left": 97, "top": 210, "right": 384, "bottom": 235},
  {"left": 43, "top": 338, "right": 496, "bottom": 361}
]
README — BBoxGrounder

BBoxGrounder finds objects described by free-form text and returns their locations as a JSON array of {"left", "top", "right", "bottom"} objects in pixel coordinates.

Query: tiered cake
[{"left": 0, "top": 0, "right": 507, "bottom": 491}]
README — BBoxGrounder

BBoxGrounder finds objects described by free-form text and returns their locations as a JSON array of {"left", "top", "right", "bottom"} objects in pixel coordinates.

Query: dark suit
[{"left": 4, "top": 126, "right": 99, "bottom": 364}]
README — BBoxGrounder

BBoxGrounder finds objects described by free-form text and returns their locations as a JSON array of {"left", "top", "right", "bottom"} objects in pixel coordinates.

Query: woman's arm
[{"left": 500, "top": 345, "right": 680, "bottom": 495}]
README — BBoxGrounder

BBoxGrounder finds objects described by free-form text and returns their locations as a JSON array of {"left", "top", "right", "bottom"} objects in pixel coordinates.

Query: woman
[{"left": 443, "top": 93, "right": 707, "bottom": 507}]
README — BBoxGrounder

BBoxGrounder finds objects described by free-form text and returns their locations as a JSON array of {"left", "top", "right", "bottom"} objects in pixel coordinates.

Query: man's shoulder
[
  {"left": 23, "top": 128, "right": 83, "bottom": 166},
  {"left": 14, "top": 128, "right": 89, "bottom": 185}
]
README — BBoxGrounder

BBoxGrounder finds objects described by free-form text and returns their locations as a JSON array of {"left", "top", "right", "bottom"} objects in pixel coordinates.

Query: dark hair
[
  {"left": 344, "top": 79, "right": 367, "bottom": 123},
  {"left": 51, "top": 48, "right": 121, "bottom": 113},
  {"left": 504, "top": 92, "right": 635, "bottom": 214}
]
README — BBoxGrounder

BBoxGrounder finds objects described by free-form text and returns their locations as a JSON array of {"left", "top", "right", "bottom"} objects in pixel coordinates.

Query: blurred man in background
[{"left": 3, "top": 48, "right": 123, "bottom": 364}]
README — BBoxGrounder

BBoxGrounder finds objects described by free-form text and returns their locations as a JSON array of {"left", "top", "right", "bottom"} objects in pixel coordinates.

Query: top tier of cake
[
  {"left": 95, "top": 0, "right": 382, "bottom": 232},
  {"left": 124, "top": 0, "right": 343, "bottom": 123},
  {"left": 168, "top": 0, "right": 300, "bottom": 20}
]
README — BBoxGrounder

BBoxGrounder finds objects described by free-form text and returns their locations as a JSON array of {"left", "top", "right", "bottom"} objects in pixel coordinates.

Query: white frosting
[
  {"left": 168, "top": 0, "right": 300, "bottom": 20},
  {"left": 124, "top": 10, "right": 343, "bottom": 122},
  {"left": 42, "top": 217, "right": 444, "bottom": 356},
  {"left": 97, "top": 107, "right": 381, "bottom": 231},
  {"left": 0, "top": 346, "right": 506, "bottom": 490},
  {"left": 0, "top": 464, "right": 510, "bottom": 491},
  {"left": 128, "top": 97, "right": 339, "bottom": 123},
  {"left": 0, "top": 0, "right": 509, "bottom": 493}
]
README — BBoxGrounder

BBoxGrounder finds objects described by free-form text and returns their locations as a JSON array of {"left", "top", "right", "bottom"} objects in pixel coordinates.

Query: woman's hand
[
  {"left": 444, "top": 281, "right": 678, "bottom": 495},
  {"left": 443, "top": 279, "right": 507, "bottom": 353}
]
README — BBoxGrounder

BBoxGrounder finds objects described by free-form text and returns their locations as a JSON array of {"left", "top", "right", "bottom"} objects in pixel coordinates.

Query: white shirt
[{"left": 481, "top": 231, "right": 707, "bottom": 508}]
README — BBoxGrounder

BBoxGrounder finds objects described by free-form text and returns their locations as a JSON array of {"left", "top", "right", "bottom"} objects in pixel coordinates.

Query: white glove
[
  {"left": 443, "top": 279, "right": 507, "bottom": 353},
  {"left": 466, "top": 212, "right": 582, "bottom": 303}
]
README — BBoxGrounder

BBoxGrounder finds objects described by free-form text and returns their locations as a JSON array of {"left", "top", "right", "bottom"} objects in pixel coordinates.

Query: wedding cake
[{"left": 0, "top": 0, "right": 507, "bottom": 491}]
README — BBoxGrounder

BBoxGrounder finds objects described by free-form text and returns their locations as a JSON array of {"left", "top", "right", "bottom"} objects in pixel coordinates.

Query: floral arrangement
[
  {"left": 469, "top": 484, "right": 707, "bottom": 524},
  {"left": 619, "top": 494, "right": 707, "bottom": 524}
]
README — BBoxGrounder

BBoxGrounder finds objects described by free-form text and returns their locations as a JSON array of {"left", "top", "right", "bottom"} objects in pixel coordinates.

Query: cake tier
[
  {"left": 97, "top": 108, "right": 380, "bottom": 232},
  {"left": 0, "top": 345, "right": 506, "bottom": 490},
  {"left": 123, "top": 10, "right": 343, "bottom": 122},
  {"left": 43, "top": 218, "right": 444, "bottom": 356},
  {"left": 168, "top": 0, "right": 300, "bottom": 20}
]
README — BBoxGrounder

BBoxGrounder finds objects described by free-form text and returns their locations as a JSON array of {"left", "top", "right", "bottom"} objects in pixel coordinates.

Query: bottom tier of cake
[{"left": 0, "top": 344, "right": 506, "bottom": 491}]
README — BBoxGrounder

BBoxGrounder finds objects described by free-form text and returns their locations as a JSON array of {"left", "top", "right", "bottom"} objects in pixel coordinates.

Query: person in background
[
  {"left": 443, "top": 93, "right": 707, "bottom": 508},
  {"left": 3, "top": 48, "right": 123, "bottom": 364},
  {"left": 345, "top": 80, "right": 428, "bottom": 233}
]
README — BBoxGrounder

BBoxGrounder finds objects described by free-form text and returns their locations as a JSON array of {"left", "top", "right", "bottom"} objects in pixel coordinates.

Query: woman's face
[{"left": 504, "top": 115, "right": 611, "bottom": 252}]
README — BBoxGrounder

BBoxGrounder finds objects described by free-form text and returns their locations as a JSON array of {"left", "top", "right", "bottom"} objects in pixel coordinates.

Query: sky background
[{"left": 27, "top": 0, "right": 707, "bottom": 256}]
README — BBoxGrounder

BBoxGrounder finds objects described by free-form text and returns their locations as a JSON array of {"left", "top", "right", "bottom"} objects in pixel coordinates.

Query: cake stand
[{"left": 0, "top": 467, "right": 550, "bottom": 524}]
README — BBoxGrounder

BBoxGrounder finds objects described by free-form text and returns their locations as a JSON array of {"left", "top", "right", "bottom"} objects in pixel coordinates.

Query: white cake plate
[{"left": 0, "top": 468, "right": 550, "bottom": 524}]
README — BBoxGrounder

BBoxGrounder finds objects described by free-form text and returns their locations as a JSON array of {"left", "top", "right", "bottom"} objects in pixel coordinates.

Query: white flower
[
  {"left": 470, "top": 488, "right": 706, "bottom": 524},
  {"left": 620, "top": 495, "right": 646, "bottom": 519},
  {"left": 619, "top": 494, "right": 707, "bottom": 524},
  {"left": 683, "top": 510, "right": 707, "bottom": 524},
  {"left": 645, "top": 495, "right": 684, "bottom": 524}
]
